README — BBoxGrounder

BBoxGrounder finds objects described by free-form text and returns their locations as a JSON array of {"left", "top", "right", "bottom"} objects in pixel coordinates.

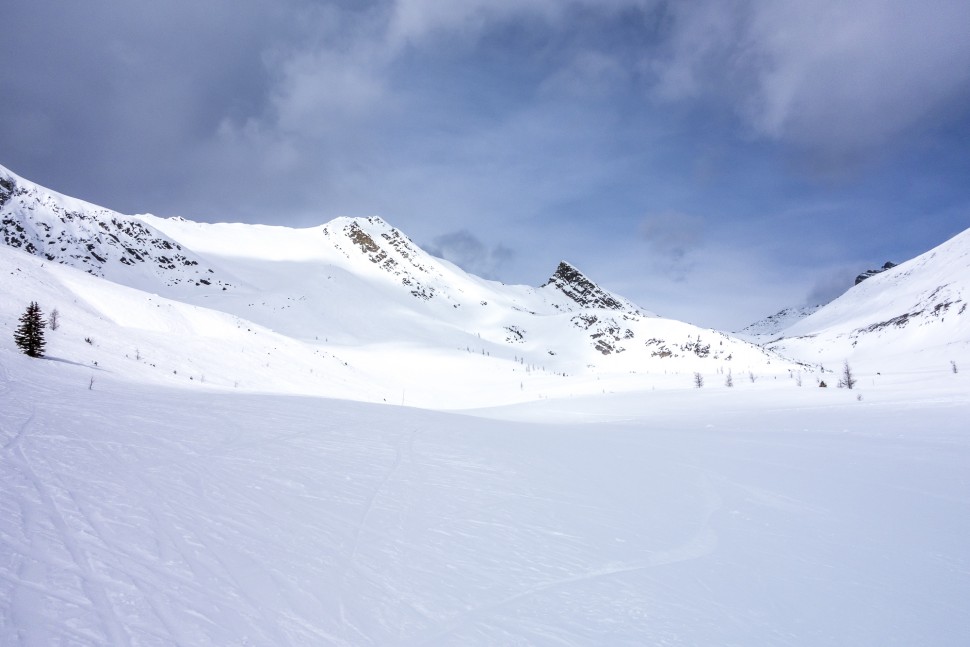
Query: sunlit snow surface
[
  {"left": 2, "top": 164, "right": 969, "bottom": 644},
  {"left": 2, "top": 351, "right": 968, "bottom": 646}
]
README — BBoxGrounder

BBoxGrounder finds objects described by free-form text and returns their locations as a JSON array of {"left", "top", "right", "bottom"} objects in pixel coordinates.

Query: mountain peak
[{"left": 542, "top": 260, "right": 647, "bottom": 315}]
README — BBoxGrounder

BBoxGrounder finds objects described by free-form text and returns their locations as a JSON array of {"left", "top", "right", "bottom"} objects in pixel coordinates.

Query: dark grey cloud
[
  {"left": 0, "top": 0, "right": 287, "bottom": 212},
  {"left": 652, "top": 0, "right": 970, "bottom": 165},
  {"left": 426, "top": 230, "right": 515, "bottom": 280}
]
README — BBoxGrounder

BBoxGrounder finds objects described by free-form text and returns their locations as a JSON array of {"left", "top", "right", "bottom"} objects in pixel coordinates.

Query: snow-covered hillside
[
  {"left": 5, "top": 162, "right": 970, "bottom": 392},
  {"left": 1, "top": 165, "right": 798, "bottom": 402},
  {"left": 768, "top": 228, "right": 970, "bottom": 374}
]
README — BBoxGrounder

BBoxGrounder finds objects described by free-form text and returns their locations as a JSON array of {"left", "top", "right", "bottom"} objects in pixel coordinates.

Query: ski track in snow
[
  {"left": 413, "top": 470, "right": 722, "bottom": 647},
  {"left": 337, "top": 428, "right": 416, "bottom": 645},
  {"left": 2, "top": 398, "right": 131, "bottom": 646},
  {"left": 0, "top": 358, "right": 969, "bottom": 646}
]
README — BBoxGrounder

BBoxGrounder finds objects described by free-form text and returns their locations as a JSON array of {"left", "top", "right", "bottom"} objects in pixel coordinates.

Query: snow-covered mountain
[
  {"left": 735, "top": 304, "right": 823, "bottom": 341},
  {"left": 767, "top": 229, "right": 970, "bottom": 373},
  {"left": 3, "top": 163, "right": 970, "bottom": 647},
  {"left": 738, "top": 261, "right": 902, "bottom": 342},
  {"left": 6, "top": 160, "right": 968, "bottom": 399},
  {"left": 1, "top": 164, "right": 795, "bottom": 406}
]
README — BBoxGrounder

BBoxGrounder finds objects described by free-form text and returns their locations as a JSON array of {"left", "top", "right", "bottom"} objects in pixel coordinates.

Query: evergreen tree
[{"left": 13, "top": 301, "right": 46, "bottom": 358}]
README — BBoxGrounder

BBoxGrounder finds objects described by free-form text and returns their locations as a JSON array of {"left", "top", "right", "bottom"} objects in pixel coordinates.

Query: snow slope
[
  {"left": 735, "top": 304, "right": 822, "bottom": 341},
  {"left": 1, "top": 347, "right": 968, "bottom": 646},
  {"left": 769, "top": 228, "right": 970, "bottom": 374},
  {"left": 2, "top": 243, "right": 812, "bottom": 408}
]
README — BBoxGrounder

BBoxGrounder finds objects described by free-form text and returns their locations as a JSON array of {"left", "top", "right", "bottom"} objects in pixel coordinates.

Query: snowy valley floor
[{"left": 1, "top": 353, "right": 969, "bottom": 646}]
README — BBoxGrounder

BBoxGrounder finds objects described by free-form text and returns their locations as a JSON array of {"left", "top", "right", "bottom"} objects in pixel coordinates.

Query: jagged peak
[
  {"left": 542, "top": 260, "right": 646, "bottom": 315},
  {"left": 548, "top": 260, "right": 584, "bottom": 282}
]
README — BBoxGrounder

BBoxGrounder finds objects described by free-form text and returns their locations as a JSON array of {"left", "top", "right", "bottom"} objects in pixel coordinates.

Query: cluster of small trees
[{"left": 692, "top": 361, "right": 862, "bottom": 390}]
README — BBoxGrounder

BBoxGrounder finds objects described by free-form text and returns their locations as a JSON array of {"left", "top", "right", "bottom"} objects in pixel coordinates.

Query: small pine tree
[
  {"left": 725, "top": 370, "right": 733, "bottom": 388},
  {"left": 14, "top": 301, "right": 47, "bottom": 358},
  {"left": 48, "top": 308, "right": 60, "bottom": 331},
  {"left": 694, "top": 372, "right": 704, "bottom": 388}
]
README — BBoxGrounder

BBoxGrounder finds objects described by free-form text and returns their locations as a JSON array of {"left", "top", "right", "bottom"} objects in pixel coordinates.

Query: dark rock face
[
  {"left": 0, "top": 176, "right": 15, "bottom": 209},
  {"left": 543, "top": 261, "right": 635, "bottom": 313},
  {"left": 0, "top": 174, "right": 231, "bottom": 290},
  {"left": 855, "top": 262, "right": 896, "bottom": 285},
  {"left": 338, "top": 219, "right": 439, "bottom": 301}
]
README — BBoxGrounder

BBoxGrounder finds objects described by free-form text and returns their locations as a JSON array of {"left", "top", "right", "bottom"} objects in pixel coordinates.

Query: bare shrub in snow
[{"left": 839, "top": 361, "right": 856, "bottom": 390}]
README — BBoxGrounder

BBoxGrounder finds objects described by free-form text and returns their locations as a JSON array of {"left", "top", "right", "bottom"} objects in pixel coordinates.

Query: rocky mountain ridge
[
  {"left": 0, "top": 164, "right": 231, "bottom": 293},
  {"left": 1, "top": 163, "right": 790, "bottom": 377}
]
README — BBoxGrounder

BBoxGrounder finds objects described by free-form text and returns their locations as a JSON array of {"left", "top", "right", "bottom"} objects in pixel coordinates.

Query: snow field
[{"left": 1, "top": 353, "right": 968, "bottom": 645}]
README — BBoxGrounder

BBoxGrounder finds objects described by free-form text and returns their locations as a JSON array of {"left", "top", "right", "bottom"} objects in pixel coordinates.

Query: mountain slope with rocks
[
  {"left": 1, "top": 164, "right": 798, "bottom": 404},
  {"left": 767, "top": 229, "right": 970, "bottom": 374},
  {"left": 0, "top": 164, "right": 233, "bottom": 294}
]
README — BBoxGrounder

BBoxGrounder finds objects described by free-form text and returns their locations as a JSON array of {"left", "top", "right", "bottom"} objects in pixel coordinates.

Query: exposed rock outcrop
[
  {"left": 855, "top": 262, "right": 896, "bottom": 285},
  {"left": 542, "top": 261, "right": 645, "bottom": 315}
]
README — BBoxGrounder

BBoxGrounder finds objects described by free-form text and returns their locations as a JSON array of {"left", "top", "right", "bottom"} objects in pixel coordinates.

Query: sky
[{"left": 2, "top": 0, "right": 969, "bottom": 330}]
